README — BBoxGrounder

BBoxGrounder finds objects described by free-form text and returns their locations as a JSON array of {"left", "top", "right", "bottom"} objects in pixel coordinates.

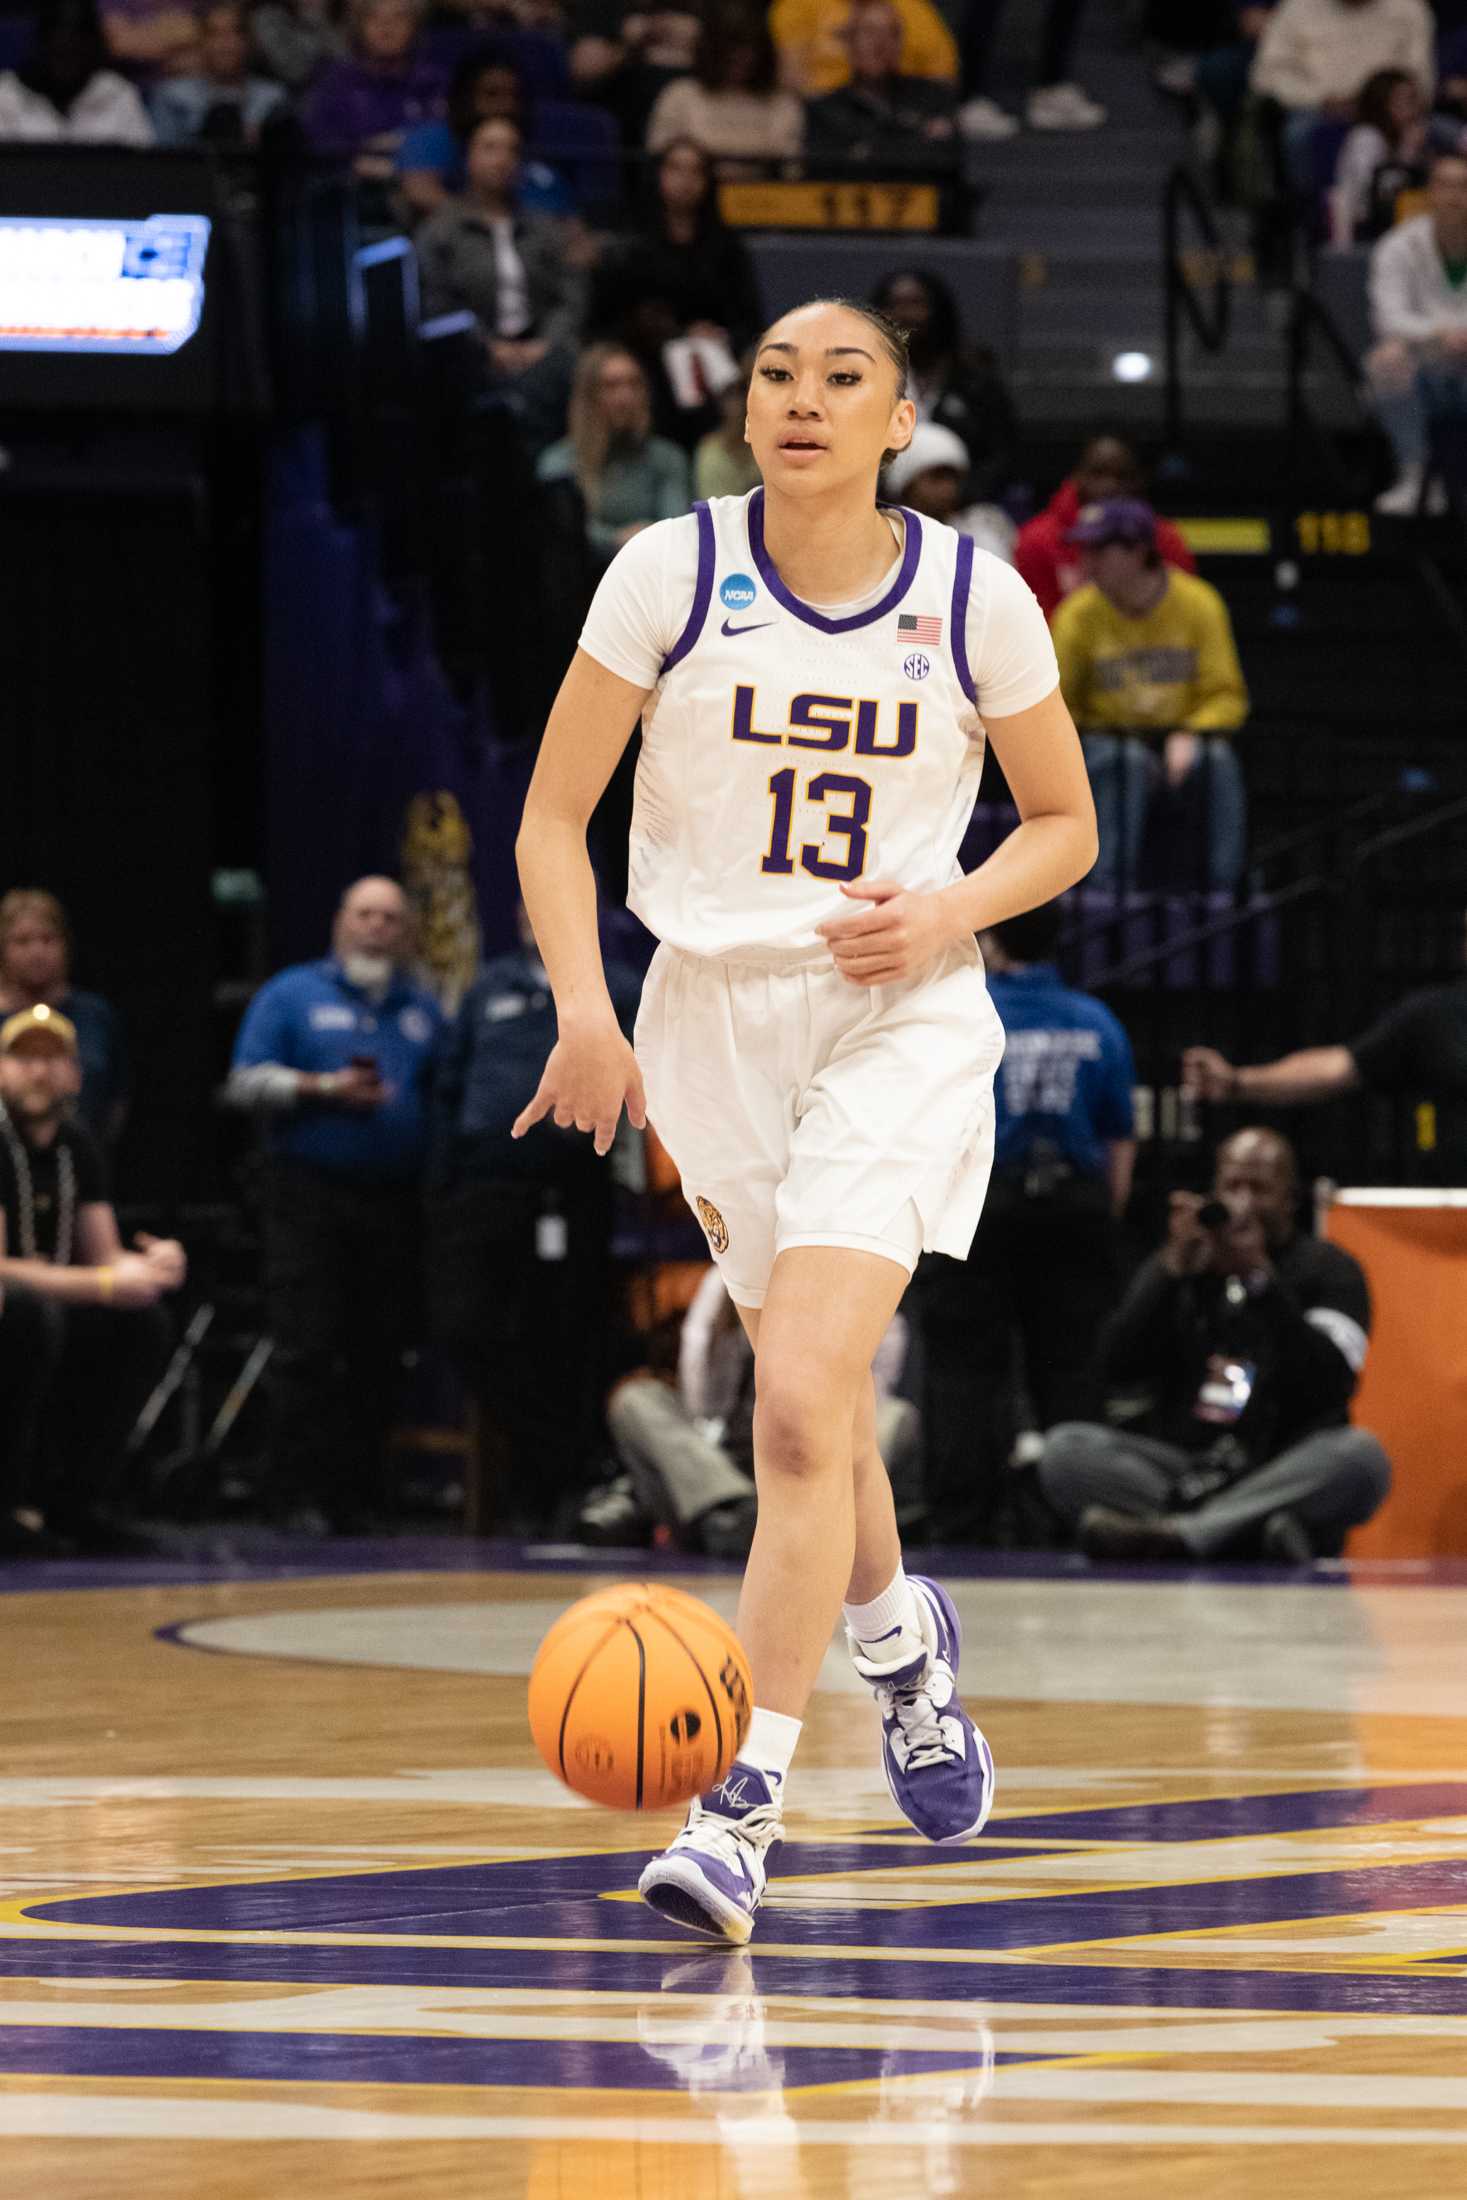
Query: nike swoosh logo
[{"left": 721, "top": 618, "right": 775, "bottom": 636}]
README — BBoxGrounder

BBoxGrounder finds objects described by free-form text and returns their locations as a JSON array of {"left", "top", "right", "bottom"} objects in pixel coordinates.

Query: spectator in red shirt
[{"left": 1016, "top": 434, "right": 1196, "bottom": 620}]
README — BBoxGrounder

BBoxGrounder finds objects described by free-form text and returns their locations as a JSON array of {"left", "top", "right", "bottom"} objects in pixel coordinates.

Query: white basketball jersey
[{"left": 628, "top": 489, "right": 989, "bottom": 959}]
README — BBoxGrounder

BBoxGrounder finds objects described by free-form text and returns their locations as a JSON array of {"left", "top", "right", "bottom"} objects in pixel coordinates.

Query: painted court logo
[
  {"left": 719, "top": 573, "right": 758, "bottom": 612},
  {"left": 695, "top": 1196, "right": 729, "bottom": 1253}
]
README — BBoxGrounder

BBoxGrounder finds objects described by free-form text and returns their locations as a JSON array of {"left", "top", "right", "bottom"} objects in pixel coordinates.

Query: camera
[{"left": 1198, "top": 1199, "right": 1230, "bottom": 1230}]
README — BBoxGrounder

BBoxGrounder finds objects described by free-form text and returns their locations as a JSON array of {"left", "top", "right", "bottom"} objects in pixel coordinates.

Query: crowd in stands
[
  {"left": 4, "top": 0, "right": 1465, "bottom": 518},
  {"left": 6, "top": 0, "right": 1467, "bottom": 1568},
  {"left": 0, "top": 0, "right": 1108, "bottom": 161},
  {"left": 5, "top": 857, "right": 1451, "bottom": 1568},
  {"left": 1140, "top": 0, "right": 1467, "bottom": 505}
]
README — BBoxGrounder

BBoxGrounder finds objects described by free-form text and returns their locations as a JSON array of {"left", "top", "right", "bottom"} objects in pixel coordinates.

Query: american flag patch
[{"left": 897, "top": 613, "right": 943, "bottom": 644}]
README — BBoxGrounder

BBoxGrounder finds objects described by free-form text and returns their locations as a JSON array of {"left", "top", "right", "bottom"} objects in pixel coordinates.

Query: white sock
[
  {"left": 843, "top": 1565, "right": 923, "bottom": 1649},
  {"left": 741, "top": 1705, "right": 802, "bottom": 1783}
]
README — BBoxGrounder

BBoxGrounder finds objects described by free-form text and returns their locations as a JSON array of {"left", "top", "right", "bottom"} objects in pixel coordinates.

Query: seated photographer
[
  {"left": 0, "top": 1007, "right": 182, "bottom": 1554},
  {"left": 1040, "top": 1127, "right": 1390, "bottom": 1565}
]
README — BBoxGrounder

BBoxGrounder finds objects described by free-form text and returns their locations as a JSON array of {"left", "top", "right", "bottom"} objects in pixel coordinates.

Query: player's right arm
[
  {"left": 1181, "top": 1045, "right": 1360, "bottom": 1106},
  {"left": 513, "top": 649, "right": 654, "bottom": 1156}
]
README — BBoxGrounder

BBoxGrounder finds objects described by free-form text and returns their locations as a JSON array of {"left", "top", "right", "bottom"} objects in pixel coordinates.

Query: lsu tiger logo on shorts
[{"left": 695, "top": 1196, "right": 730, "bottom": 1253}]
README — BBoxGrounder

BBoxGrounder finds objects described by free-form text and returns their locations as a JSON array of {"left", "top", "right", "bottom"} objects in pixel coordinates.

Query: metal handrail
[
  {"left": 1078, "top": 785, "right": 1467, "bottom": 991},
  {"left": 1349, "top": 789, "right": 1467, "bottom": 867},
  {"left": 1285, "top": 282, "right": 1377, "bottom": 502},
  {"left": 1247, "top": 788, "right": 1397, "bottom": 875},
  {"left": 1163, "top": 163, "right": 1232, "bottom": 448},
  {"left": 1080, "top": 874, "right": 1324, "bottom": 992}
]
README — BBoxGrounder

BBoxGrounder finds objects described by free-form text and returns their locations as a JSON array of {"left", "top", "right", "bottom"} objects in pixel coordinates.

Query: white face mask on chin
[{"left": 342, "top": 951, "right": 393, "bottom": 997}]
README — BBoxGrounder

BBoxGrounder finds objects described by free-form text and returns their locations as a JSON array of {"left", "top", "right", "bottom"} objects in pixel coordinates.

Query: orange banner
[{"left": 1326, "top": 1196, "right": 1467, "bottom": 1559}]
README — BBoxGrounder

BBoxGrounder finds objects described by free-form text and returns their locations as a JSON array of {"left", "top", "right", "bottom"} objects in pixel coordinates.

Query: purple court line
[
  {"left": 28, "top": 1788, "right": 1467, "bottom": 1944},
  {"left": 25, "top": 1839, "right": 1467, "bottom": 1963},
  {"left": 0, "top": 1940, "right": 1461, "bottom": 2019},
  {"left": 0, "top": 2024, "right": 1053, "bottom": 2094}
]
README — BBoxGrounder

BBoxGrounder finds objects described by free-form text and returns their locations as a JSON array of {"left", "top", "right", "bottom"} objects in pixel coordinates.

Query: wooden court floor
[{"left": 1, "top": 1542, "right": 1465, "bottom": 2197}]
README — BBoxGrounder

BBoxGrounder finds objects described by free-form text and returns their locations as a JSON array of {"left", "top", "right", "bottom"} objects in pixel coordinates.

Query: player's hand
[
  {"left": 1181, "top": 1046, "right": 1235, "bottom": 1101},
  {"left": 134, "top": 1233, "right": 188, "bottom": 1291},
  {"left": 512, "top": 1014, "right": 647, "bottom": 1157},
  {"left": 817, "top": 881, "right": 954, "bottom": 985}
]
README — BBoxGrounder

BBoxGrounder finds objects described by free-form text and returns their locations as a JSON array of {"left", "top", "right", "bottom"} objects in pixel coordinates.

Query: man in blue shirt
[
  {"left": 916, "top": 901, "right": 1136, "bottom": 1544},
  {"left": 227, "top": 877, "right": 443, "bottom": 1529}
]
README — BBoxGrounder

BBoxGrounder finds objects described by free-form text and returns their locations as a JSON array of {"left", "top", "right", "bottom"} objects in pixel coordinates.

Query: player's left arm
[{"left": 819, "top": 687, "right": 1097, "bottom": 984}]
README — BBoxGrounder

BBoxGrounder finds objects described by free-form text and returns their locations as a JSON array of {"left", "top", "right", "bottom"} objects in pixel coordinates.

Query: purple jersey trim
[
  {"left": 747, "top": 489, "right": 922, "bottom": 634},
  {"left": 659, "top": 501, "right": 715, "bottom": 675},
  {"left": 950, "top": 530, "right": 977, "bottom": 703}
]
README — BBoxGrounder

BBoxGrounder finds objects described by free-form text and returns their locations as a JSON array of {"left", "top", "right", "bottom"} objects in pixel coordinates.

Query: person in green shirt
[
  {"left": 537, "top": 343, "right": 692, "bottom": 564},
  {"left": 1052, "top": 498, "right": 1250, "bottom": 891}
]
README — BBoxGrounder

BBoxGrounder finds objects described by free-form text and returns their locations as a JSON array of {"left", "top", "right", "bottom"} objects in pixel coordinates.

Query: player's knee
[{"left": 752, "top": 1371, "right": 842, "bottom": 1482}]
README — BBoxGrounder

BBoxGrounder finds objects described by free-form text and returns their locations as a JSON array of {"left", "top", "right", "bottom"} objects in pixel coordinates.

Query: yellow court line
[{"left": 1015, "top": 1899, "right": 1467, "bottom": 1972}]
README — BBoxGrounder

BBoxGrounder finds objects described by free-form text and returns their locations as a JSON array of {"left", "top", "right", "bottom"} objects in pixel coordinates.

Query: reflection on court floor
[{"left": 2, "top": 1546, "right": 1465, "bottom": 2196}]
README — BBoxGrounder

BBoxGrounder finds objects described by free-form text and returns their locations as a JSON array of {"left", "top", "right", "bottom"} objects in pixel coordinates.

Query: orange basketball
[{"left": 528, "top": 1582, "right": 752, "bottom": 1811}]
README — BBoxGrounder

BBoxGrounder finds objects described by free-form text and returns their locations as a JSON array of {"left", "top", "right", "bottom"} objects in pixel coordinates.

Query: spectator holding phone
[
  {"left": 1038, "top": 1127, "right": 1390, "bottom": 1564},
  {"left": 225, "top": 877, "right": 443, "bottom": 1530}
]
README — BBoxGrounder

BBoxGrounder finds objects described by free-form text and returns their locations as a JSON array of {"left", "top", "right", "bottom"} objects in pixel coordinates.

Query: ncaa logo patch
[
  {"left": 695, "top": 1196, "right": 730, "bottom": 1253},
  {"left": 903, "top": 651, "right": 931, "bottom": 682},
  {"left": 719, "top": 573, "right": 758, "bottom": 613}
]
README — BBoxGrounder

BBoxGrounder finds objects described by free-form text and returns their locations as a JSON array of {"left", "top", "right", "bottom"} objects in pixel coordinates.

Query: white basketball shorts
[{"left": 634, "top": 937, "right": 1003, "bottom": 1308}]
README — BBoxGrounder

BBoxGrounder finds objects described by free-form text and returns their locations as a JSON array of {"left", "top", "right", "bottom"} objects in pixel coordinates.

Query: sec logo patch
[
  {"left": 695, "top": 1196, "right": 730, "bottom": 1253},
  {"left": 903, "top": 651, "right": 930, "bottom": 681}
]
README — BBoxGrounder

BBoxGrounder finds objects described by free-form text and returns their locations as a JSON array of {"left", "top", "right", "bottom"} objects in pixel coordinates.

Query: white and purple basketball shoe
[
  {"left": 638, "top": 1764, "right": 784, "bottom": 1944},
  {"left": 847, "top": 1576, "right": 995, "bottom": 1844}
]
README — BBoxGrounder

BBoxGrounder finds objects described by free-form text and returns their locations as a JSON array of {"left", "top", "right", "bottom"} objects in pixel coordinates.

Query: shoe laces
[
  {"left": 679, "top": 1796, "right": 783, "bottom": 1874},
  {"left": 878, "top": 1663, "right": 962, "bottom": 1773}
]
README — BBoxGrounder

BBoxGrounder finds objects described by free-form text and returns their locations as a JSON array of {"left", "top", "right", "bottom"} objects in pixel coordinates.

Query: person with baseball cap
[
  {"left": 0, "top": 1004, "right": 184, "bottom": 1554},
  {"left": 1052, "top": 496, "right": 1250, "bottom": 890},
  {"left": 1013, "top": 433, "right": 1196, "bottom": 620}
]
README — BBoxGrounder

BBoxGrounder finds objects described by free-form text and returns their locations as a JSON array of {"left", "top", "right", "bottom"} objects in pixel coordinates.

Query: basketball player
[{"left": 514, "top": 298, "right": 1097, "bottom": 1943}]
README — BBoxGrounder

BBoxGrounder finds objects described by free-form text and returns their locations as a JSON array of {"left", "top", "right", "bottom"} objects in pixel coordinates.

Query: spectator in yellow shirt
[
  {"left": 1053, "top": 499, "right": 1250, "bottom": 891},
  {"left": 770, "top": 0, "right": 956, "bottom": 97}
]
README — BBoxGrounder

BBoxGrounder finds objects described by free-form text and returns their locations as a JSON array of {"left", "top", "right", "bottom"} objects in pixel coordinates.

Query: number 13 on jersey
[{"left": 763, "top": 768, "right": 872, "bottom": 882}]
